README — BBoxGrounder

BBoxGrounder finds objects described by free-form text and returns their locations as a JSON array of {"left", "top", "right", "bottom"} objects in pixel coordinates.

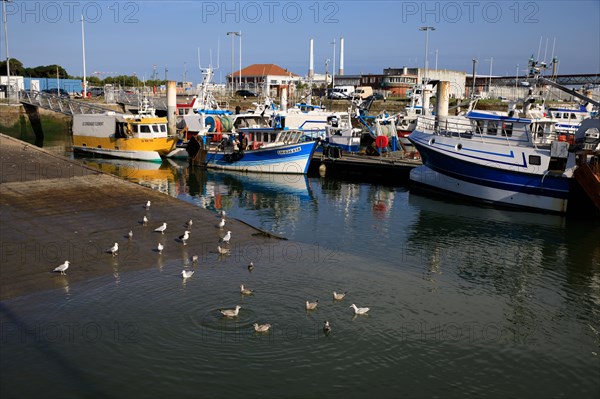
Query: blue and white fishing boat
[
  {"left": 408, "top": 109, "right": 577, "bottom": 213},
  {"left": 186, "top": 128, "right": 318, "bottom": 174}
]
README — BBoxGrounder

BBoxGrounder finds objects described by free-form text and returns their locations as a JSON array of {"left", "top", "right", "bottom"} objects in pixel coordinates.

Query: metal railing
[{"left": 18, "top": 90, "right": 114, "bottom": 116}]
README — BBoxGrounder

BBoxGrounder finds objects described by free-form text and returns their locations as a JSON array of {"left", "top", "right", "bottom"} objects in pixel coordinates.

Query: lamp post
[
  {"left": 238, "top": 30, "right": 242, "bottom": 90},
  {"left": 485, "top": 56, "right": 493, "bottom": 93},
  {"left": 227, "top": 31, "right": 240, "bottom": 93},
  {"left": 3, "top": 0, "right": 12, "bottom": 100},
  {"left": 419, "top": 26, "right": 435, "bottom": 84}
]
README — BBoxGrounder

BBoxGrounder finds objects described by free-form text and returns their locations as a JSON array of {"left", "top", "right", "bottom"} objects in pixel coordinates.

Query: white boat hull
[{"left": 72, "top": 146, "right": 163, "bottom": 162}]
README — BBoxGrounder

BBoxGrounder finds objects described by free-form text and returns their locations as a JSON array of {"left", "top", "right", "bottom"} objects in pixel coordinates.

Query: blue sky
[{"left": 2, "top": 0, "right": 599, "bottom": 84}]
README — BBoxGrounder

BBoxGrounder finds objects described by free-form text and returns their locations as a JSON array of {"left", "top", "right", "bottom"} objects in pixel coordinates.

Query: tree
[{"left": 0, "top": 58, "right": 26, "bottom": 76}]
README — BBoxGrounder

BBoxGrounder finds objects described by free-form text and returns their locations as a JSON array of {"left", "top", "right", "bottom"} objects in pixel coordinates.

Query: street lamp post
[
  {"left": 419, "top": 26, "right": 435, "bottom": 84},
  {"left": 485, "top": 56, "right": 493, "bottom": 93},
  {"left": 239, "top": 30, "right": 242, "bottom": 90},
  {"left": 3, "top": 0, "right": 12, "bottom": 100},
  {"left": 227, "top": 31, "right": 241, "bottom": 93}
]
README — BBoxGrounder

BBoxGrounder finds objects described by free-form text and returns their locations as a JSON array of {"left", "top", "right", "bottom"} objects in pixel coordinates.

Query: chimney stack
[{"left": 339, "top": 37, "right": 345, "bottom": 76}]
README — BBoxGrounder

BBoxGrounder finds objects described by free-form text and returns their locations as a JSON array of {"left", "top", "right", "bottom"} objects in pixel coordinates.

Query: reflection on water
[{"left": 2, "top": 131, "right": 599, "bottom": 398}]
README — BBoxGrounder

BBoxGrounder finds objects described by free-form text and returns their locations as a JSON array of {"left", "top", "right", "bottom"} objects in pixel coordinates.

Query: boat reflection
[{"left": 77, "top": 156, "right": 180, "bottom": 196}]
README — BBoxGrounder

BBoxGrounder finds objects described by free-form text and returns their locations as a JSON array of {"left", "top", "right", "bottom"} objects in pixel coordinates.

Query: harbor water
[{"left": 1, "top": 128, "right": 599, "bottom": 398}]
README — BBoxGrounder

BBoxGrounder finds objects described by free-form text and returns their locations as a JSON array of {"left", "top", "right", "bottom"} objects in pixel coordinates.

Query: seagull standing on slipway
[
  {"left": 128, "top": 230, "right": 133, "bottom": 240},
  {"left": 145, "top": 200, "right": 151, "bottom": 210},
  {"left": 217, "top": 245, "right": 230, "bottom": 255},
  {"left": 306, "top": 300, "right": 319, "bottom": 311},
  {"left": 218, "top": 218, "right": 226, "bottom": 229},
  {"left": 179, "top": 230, "right": 190, "bottom": 245},
  {"left": 157, "top": 242, "right": 164, "bottom": 254},
  {"left": 191, "top": 255, "right": 199, "bottom": 264},
  {"left": 154, "top": 222, "right": 167, "bottom": 234},
  {"left": 142, "top": 215, "right": 148, "bottom": 226},
  {"left": 181, "top": 270, "right": 194, "bottom": 279},
  {"left": 350, "top": 304, "right": 370, "bottom": 315},
  {"left": 106, "top": 243, "right": 119, "bottom": 257},
  {"left": 186, "top": 219, "right": 193, "bottom": 229},
  {"left": 219, "top": 305, "right": 241, "bottom": 317},
  {"left": 221, "top": 231, "right": 231, "bottom": 244},
  {"left": 253, "top": 323, "right": 271, "bottom": 333},
  {"left": 219, "top": 210, "right": 226, "bottom": 218},
  {"left": 53, "top": 260, "right": 70, "bottom": 275}
]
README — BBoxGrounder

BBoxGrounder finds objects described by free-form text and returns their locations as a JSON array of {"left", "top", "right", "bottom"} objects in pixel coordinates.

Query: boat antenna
[{"left": 216, "top": 37, "right": 220, "bottom": 69}]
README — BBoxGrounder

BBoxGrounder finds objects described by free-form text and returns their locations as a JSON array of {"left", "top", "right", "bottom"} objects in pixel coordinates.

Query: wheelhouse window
[
  {"left": 502, "top": 123, "right": 513, "bottom": 137},
  {"left": 140, "top": 125, "right": 151, "bottom": 133},
  {"left": 160, "top": 124, "right": 167, "bottom": 133},
  {"left": 487, "top": 121, "right": 498, "bottom": 135},
  {"left": 529, "top": 155, "right": 541, "bottom": 165}
]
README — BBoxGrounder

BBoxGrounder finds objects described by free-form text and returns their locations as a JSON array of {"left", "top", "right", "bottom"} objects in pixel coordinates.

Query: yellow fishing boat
[{"left": 72, "top": 100, "right": 176, "bottom": 162}]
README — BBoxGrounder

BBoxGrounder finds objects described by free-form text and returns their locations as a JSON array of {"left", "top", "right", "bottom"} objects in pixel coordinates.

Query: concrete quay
[{"left": 0, "top": 134, "right": 278, "bottom": 300}]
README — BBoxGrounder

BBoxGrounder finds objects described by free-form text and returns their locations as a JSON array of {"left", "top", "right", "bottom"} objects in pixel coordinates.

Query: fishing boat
[
  {"left": 72, "top": 99, "right": 176, "bottom": 162},
  {"left": 186, "top": 128, "right": 318, "bottom": 174},
  {"left": 408, "top": 110, "right": 576, "bottom": 213}
]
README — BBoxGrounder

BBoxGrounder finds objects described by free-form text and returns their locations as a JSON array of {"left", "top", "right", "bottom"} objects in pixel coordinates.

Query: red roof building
[{"left": 227, "top": 64, "right": 301, "bottom": 96}]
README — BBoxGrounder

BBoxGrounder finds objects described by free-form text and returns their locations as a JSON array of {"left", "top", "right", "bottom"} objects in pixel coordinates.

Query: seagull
[
  {"left": 306, "top": 300, "right": 319, "bottom": 311},
  {"left": 219, "top": 210, "right": 226, "bottom": 218},
  {"left": 218, "top": 218, "right": 225, "bottom": 229},
  {"left": 145, "top": 200, "right": 151, "bottom": 210},
  {"left": 191, "top": 255, "right": 199, "bottom": 264},
  {"left": 333, "top": 291, "right": 347, "bottom": 300},
  {"left": 186, "top": 219, "right": 193, "bottom": 229},
  {"left": 248, "top": 261, "right": 254, "bottom": 272},
  {"left": 154, "top": 222, "right": 167, "bottom": 234},
  {"left": 181, "top": 270, "right": 194, "bottom": 279},
  {"left": 157, "top": 242, "right": 164, "bottom": 254},
  {"left": 217, "top": 245, "right": 230, "bottom": 255},
  {"left": 219, "top": 305, "right": 241, "bottom": 317},
  {"left": 53, "top": 260, "right": 70, "bottom": 275},
  {"left": 323, "top": 321, "right": 332, "bottom": 334},
  {"left": 142, "top": 215, "right": 148, "bottom": 226},
  {"left": 106, "top": 242, "right": 119, "bottom": 256},
  {"left": 128, "top": 230, "right": 133, "bottom": 240},
  {"left": 221, "top": 230, "right": 231, "bottom": 244},
  {"left": 240, "top": 284, "right": 254, "bottom": 295},
  {"left": 350, "top": 304, "right": 370, "bottom": 315},
  {"left": 179, "top": 230, "right": 190, "bottom": 245},
  {"left": 253, "top": 323, "right": 271, "bottom": 333}
]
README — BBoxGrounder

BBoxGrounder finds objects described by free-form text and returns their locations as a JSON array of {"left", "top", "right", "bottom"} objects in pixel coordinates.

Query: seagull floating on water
[
  {"left": 157, "top": 242, "right": 164, "bottom": 254},
  {"left": 181, "top": 270, "right": 194, "bottom": 279},
  {"left": 248, "top": 261, "right": 254, "bottom": 272},
  {"left": 333, "top": 291, "right": 347, "bottom": 300},
  {"left": 253, "top": 323, "right": 271, "bottom": 333},
  {"left": 145, "top": 200, "right": 151, "bottom": 210},
  {"left": 323, "top": 321, "right": 332, "bottom": 334},
  {"left": 219, "top": 305, "right": 241, "bottom": 317},
  {"left": 191, "top": 255, "right": 199, "bottom": 264},
  {"left": 106, "top": 243, "right": 119, "bottom": 256},
  {"left": 142, "top": 215, "right": 148, "bottom": 226},
  {"left": 240, "top": 284, "right": 254, "bottom": 295},
  {"left": 53, "top": 260, "right": 70, "bottom": 275},
  {"left": 350, "top": 304, "right": 370, "bottom": 315},
  {"left": 221, "top": 231, "right": 231, "bottom": 244},
  {"left": 179, "top": 230, "right": 190, "bottom": 245},
  {"left": 217, "top": 245, "right": 230, "bottom": 255},
  {"left": 306, "top": 300, "right": 319, "bottom": 311},
  {"left": 154, "top": 222, "right": 167, "bottom": 234},
  {"left": 218, "top": 218, "right": 225, "bottom": 229}
]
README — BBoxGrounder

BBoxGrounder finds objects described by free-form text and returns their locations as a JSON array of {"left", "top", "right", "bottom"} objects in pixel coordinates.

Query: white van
[
  {"left": 352, "top": 86, "right": 373, "bottom": 99},
  {"left": 329, "top": 86, "right": 355, "bottom": 99}
]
